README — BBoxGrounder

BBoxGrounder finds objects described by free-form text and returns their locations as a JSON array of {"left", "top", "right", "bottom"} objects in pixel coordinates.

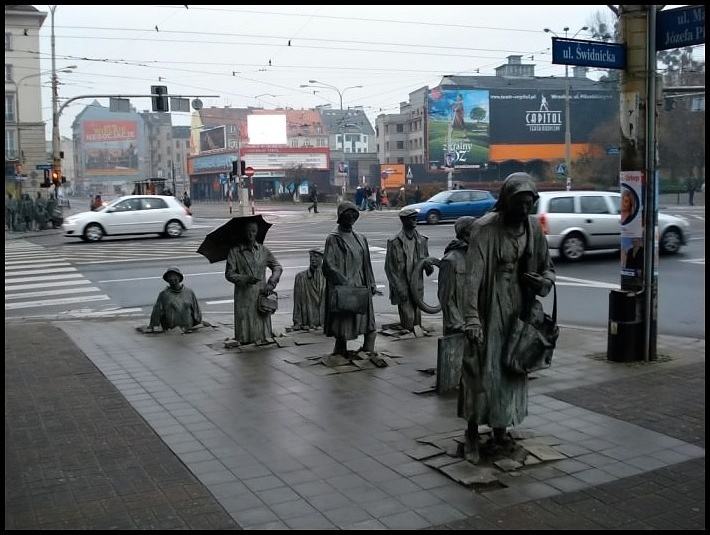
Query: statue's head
[
  {"left": 454, "top": 216, "right": 476, "bottom": 243},
  {"left": 163, "top": 266, "right": 184, "bottom": 290},
  {"left": 494, "top": 172, "right": 539, "bottom": 225},
  {"left": 243, "top": 221, "right": 259, "bottom": 245},
  {"left": 399, "top": 208, "right": 418, "bottom": 231},
  {"left": 308, "top": 249, "right": 324, "bottom": 271},
  {"left": 337, "top": 201, "right": 359, "bottom": 228}
]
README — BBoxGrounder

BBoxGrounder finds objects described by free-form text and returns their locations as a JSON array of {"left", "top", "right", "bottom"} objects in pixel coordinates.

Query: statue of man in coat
[
  {"left": 438, "top": 216, "right": 476, "bottom": 335},
  {"left": 385, "top": 208, "right": 433, "bottom": 332},
  {"left": 146, "top": 266, "right": 203, "bottom": 333},
  {"left": 292, "top": 249, "right": 325, "bottom": 330}
]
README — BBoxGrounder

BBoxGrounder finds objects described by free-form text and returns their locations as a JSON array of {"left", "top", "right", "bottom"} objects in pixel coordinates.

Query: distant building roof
[
  {"left": 319, "top": 109, "right": 375, "bottom": 135},
  {"left": 172, "top": 126, "right": 191, "bottom": 138},
  {"left": 439, "top": 75, "right": 609, "bottom": 91}
]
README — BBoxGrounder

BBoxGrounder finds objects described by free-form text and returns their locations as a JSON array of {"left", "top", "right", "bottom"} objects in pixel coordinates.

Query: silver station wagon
[{"left": 535, "top": 190, "right": 690, "bottom": 261}]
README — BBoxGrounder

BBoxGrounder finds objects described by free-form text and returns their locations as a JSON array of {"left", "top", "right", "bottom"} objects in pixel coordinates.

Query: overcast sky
[{"left": 27, "top": 4, "right": 703, "bottom": 138}]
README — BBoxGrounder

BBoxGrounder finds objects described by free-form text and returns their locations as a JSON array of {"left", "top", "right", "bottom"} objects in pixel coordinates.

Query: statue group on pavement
[
  {"left": 459, "top": 173, "right": 556, "bottom": 463},
  {"left": 292, "top": 249, "right": 325, "bottom": 330},
  {"left": 5, "top": 192, "right": 61, "bottom": 232},
  {"left": 322, "top": 201, "right": 379, "bottom": 356},
  {"left": 143, "top": 266, "right": 204, "bottom": 333},
  {"left": 225, "top": 218, "right": 283, "bottom": 345},
  {"left": 384, "top": 208, "right": 433, "bottom": 332}
]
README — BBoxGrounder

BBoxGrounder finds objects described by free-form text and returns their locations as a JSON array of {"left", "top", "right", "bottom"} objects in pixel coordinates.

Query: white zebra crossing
[{"left": 5, "top": 240, "right": 111, "bottom": 311}]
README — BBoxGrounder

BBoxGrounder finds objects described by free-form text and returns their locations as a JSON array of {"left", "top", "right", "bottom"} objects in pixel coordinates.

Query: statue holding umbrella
[{"left": 197, "top": 215, "right": 283, "bottom": 345}]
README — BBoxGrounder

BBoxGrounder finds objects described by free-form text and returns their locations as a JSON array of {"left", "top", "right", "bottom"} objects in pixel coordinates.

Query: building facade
[{"left": 4, "top": 5, "right": 47, "bottom": 197}]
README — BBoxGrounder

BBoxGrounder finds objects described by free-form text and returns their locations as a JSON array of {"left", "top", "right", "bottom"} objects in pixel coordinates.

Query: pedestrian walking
[
  {"left": 307, "top": 184, "right": 319, "bottom": 213},
  {"left": 414, "top": 185, "right": 422, "bottom": 204},
  {"left": 6, "top": 193, "right": 18, "bottom": 231}
]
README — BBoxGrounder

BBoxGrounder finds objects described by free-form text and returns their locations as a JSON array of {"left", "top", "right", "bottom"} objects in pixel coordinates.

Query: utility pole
[
  {"left": 615, "top": 5, "right": 659, "bottom": 361},
  {"left": 50, "top": 5, "right": 60, "bottom": 199}
]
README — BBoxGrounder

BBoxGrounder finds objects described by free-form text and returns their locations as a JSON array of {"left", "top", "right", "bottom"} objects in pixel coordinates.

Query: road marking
[
  {"left": 5, "top": 294, "right": 110, "bottom": 310},
  {"left": 5, "top": 273, "right": 85, "bottom": 284},
  {"left": 690, "top": 215, "right": 705, "bottom": 220},
  {"left": 206, "top": 299, "right": 233, "bottom": 305},
  {"left": 680, "top": 258, "right": 705, "bottom": 265},
  {"left": 3, "top": 266, "right": 77, "bottom": 276},
  {"left": 5, "top": 287, "right": 104, "bottom": 299},
  {"left": 4, "top": 279, "right": 93, "bottom": 291},
  {"left": 5, "top": 262, "right": 72, "bottom": 269},
  {"left": 556, "top": 275, "right": 620, "bottom": 290}
]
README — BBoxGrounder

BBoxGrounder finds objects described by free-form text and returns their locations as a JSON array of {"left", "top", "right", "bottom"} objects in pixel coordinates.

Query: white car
[
  {"left": 535, "top": 190, "right": 691, "bottom": 261},
  {"left": 63, "top": 195, "right": 193, "bottom": 242}
]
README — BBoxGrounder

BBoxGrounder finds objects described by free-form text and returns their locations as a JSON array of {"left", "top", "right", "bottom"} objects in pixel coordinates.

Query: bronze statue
[
  {"left": 323, "top": 201, "right": 378, "bottom": 356},
  {"left": 461, "top": 173, "right": 555, "bottom": 463},
  {"left": 34, "top": 192, "right": 48, "bottom": 230},
  {"left": 385, "top": 208, "right": 432, "bottom": 332},
  {"left": 146, "top": 267, "right": 203, "bottom": 332},
  {"left": 292, "top": 249, "right": 325, "bottom": 330},
  {"left": 6, "top": 193, "right": 18, "bottom": 231},
  {"left": 225, "top": 220, "right": 283, "bottom": 344},
  {"left": 438, "top": 216, "right": 476, "bottom": 335}
]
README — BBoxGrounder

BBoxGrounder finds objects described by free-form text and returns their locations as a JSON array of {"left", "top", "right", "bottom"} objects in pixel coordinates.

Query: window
[
  {"left": 113, "top": 199, "right": 141, "bottom": 212},
  {"left": 185, "top": 140, "right": 190, "bottom": 149},
  {"left": 5, "top": 64, "right": 12, "bottom": 82},
  {"left": 5, "top": 94, "right": 16, "bottom": 122},
  {"left": 396, "top": 141, "right": 404, "bottom": 150},
  {"left": 609, "top": 195, "right": 620, "bottom": 214},
  {"left": 548, "top": 197, "right": 574, "bottom": 213},
  {"left": 141, "top": 198, "right": 168, "bottom": 210},
  {"left": 5, "top": 128, "right": 17, "bottom": 155},
  {"left": 336, "top": 135, "right": 342, "bottom": 144},
  {"left": 471, "top": 191, "right": 489, "bottom": 201},
  {"left": 396, "top": 123, "right": 404, "bottom": 133},
  {"left": 449, "top": 191, "right": 469, "bottom": 203},
  {"left": 5, "top": 33, "right": 11, "bottom": 51},
  {"left": 580, "top": 196, "right": 610, "bottom": 214}
]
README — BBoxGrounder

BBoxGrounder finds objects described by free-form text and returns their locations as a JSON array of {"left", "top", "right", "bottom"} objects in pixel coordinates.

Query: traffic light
[
  {"left": 241, "top": 160, "right": 246, "bottom": 176},
  {"left": 231, "top": 160, "right": 247, "bottom": 176},
  {"left": 51, "top": 169, "right": 60, "bottom": 185},
  {"left": 151, "top": 85, "right": 169, "bottom": 112}
]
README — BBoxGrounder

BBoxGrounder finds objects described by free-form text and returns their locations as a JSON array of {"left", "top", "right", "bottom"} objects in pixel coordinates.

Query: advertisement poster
[
  {"left": 620, "top": 170, "right": 644, "bottom": 281},
  {"left": 428, "top": 87, "right": 490, "bottom": 166},
  {"left": 200, "top": 126, "right": 226, "bottom": 152},
  {"left": 83, "top": 120, "right": 139, "bottom": 176},
  {"left": 380, "top": 164, "right": 405, "bottom": 189}
]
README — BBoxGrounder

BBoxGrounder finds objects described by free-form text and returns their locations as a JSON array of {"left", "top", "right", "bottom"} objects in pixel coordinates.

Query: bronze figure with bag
[
  {"left": 333, "top": 285, "right": 370, "bottom": 315},
  {"left": 504, "top": 282, "right": 558, "bottom": 374}
]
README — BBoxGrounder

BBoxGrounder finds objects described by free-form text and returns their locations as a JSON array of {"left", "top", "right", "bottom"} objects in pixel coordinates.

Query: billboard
[
  {"left": 247, "top": 114, "right": 287, "bottom": 145},
  {"left": 428, "top": 87, "right": 490, "bottom": 167},
  {"left": 82, "top": 120, "right": 139, "bottom": 176},
  {"left": 200, "top": 126, "right": 226, "bottom": 152},
  {"left": 380, "top": 164, "right": 405, "bottom": 189},
  {"left": 489, "top": 89, "right": 616, "bottom": 144},
  {"left": 240, "top": 146, "right": 329, "bottom": 170}
]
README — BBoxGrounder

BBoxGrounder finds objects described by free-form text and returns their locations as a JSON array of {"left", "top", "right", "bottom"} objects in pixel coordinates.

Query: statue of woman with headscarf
[
  {"left": 461, "top": 173, "right": 555, "bottom": 463},
  {"left": 323, "top": 201, "right": 378, "bottom": 356}
]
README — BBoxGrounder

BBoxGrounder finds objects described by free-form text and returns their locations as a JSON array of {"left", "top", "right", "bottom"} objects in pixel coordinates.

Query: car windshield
[{"left": 427, "top": 192, "right": 451, "bottom": 203}]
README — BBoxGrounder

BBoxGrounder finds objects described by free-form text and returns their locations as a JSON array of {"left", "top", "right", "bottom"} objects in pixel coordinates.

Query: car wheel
[
  {"left": 164, "top": 220, "right": 183, "bottom": 238},
  {"left": 83, "top": 223, "right": 104, "bottom": 242},
  {"left": 660, "top": 228, "right": 681, "bottom": 254},
  {"left": 426, "top": 211, "right": 441, "bottom": 225},
  {"left": 559, "top": 233, "right": 585, "bottom": 261}
]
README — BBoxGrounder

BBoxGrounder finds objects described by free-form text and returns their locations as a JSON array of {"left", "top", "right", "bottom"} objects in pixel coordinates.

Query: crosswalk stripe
[
  {"left": 5, "top": 287, "right": 104, "bottom": 299},
  {"left": 5, "top": 294, "right": 111, "bottom": 310},
  {"left": 4, "top": 267, "right": 77, "bottom": 276},
  {"left": 5, "top": 273, "right": 85, "bottom": 284},
  {"left": 4, "top": 279, "right": 92, "bottom": 291},
  {"left": 5, "top": 260, "right": 71, "bottom": 267}
]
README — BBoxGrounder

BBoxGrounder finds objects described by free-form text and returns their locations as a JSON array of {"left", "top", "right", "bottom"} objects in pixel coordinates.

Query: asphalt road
[{"left": 7, "top": 205, "right": 705, "bottom": 338}]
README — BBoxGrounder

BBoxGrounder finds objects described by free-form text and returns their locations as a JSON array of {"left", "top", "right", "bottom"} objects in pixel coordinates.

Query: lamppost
[
  {"left": 544, "top": 26, "right": 588, "bottom": 191},
  {"left": 300, "top": 80, "right": 363, "bottom": 110},
  {"left": 7, "top": 66, "right": 76, "bottom": 178}
]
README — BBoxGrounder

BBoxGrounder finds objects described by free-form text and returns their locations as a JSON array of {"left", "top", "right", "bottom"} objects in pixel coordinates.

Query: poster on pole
[{"left": 619, "top": 170, "right": 644, "bottom": 281}]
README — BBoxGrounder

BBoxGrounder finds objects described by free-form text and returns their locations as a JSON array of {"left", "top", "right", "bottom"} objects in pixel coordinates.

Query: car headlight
[{"left": 414, "top": 208, "right": 421, "bottom": 213}]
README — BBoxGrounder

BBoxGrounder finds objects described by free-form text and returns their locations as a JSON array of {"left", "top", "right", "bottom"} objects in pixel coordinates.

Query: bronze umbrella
[{"left": 196, "top": 214, "right": 273, "bottom": 263}]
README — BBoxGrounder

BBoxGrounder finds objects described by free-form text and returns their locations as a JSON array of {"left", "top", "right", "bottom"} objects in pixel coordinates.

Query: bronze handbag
[
  {"left": 257, "top": 292, "right": 278, "bottom": 315},
  {"left": 504, "top": 282, "right": 558, "bottom": 374},
  {"left": 333, "top": 285, "right": 370, "bottom": 314}
]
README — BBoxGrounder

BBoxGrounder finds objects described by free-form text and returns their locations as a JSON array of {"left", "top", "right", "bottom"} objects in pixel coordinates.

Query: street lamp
[
  {"left": 7, "top": 66, "right": 76, "bottom": 173},
  {"left": 300, "top": 80, "right": 363, "bottom": 110},
  {"left": 544, "top": 26, "right": 588, "bottom": 191}
]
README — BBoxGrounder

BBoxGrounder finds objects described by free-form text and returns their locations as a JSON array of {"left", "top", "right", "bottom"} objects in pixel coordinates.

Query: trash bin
[{"left": 607, "top": 289, "right": 642, "bottom": 362}]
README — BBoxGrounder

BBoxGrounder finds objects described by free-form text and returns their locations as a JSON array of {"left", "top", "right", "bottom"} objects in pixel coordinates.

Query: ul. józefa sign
[{"left": 657, "top": 5, "right": 705, "bottom": 51}]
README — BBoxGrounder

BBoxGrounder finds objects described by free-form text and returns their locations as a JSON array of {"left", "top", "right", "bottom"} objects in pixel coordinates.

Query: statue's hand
[
  {"left": 248, "top": 276, "right": 261, "bottom": 285},
  {"left": 371, "top": 284, "right": 382, "bottom": 296},
  {"left": 465, "top": 325, "right": 484, "bottom": 346},
  {"left": 522, "top": 272, "right": 551, "bottom": 296}
]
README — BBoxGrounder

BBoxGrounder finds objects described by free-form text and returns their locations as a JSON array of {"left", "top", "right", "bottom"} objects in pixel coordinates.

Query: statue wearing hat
[
  {"left": 292, "top": 249, "right": 325, "bottom": 330},
  {"left": 384, "top": 207, "right": 433, "bottom": 332},
  {"left": 323, "top": 201, "right": 378, "bottom": 356},
  {"left": 145, "top": 267, "right": 203, "bottom": 333}
]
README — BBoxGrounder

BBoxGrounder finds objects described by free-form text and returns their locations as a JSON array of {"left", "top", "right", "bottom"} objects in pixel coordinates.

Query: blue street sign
[
  {"left": 35, "top": 163, "right": 53, "bottom": 170},
  {"left": 219, "top": 174, "right": 227, "bottom": 185},
  {"left": 656, "top": 5, "right": 705, "bottom": 51},
  {"left": 555, "top": 163, "right": 567, "bottom": 176},
  {"left": 552, "top": 37, "right": 626, "bottom": 70}
]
